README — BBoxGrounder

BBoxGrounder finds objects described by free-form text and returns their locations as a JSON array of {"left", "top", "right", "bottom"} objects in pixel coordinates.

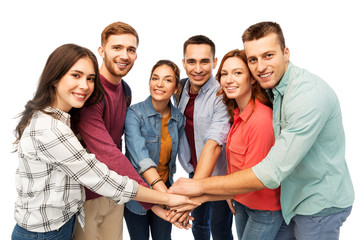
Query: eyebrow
[
  {"left": 112, "top": 44, "right": 137, "bottom": 49},
  {"left": 70, "top": 69, "right": 95, "bottom": 76},
  {"left": 152, "top": 74, "right": 174, "bottom": 78}
]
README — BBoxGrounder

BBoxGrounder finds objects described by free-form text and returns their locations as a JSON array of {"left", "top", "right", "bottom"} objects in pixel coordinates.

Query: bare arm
[
  {"left": 142, "top": 167, "right": 168, "bottom": 192},
  {"left": 193, "top": 139, "right": 221, "bottom": 179},
  {"left": 169, "top": 168, "right": 265, "bottom": 196}
]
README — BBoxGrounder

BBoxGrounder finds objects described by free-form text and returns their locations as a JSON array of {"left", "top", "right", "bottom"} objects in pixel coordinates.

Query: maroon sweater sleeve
[{"left": 77, "top": 98, "right": 152, "bottom": 210}]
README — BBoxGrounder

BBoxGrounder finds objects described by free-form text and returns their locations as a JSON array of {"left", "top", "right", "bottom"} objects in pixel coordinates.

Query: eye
[
  {"left": 72, "top": 74, "right": 80, "bottom": 78},
  {"left": 248, "top": 58, "right": 257, "bottom": 64},
  {"left": 235, "top": 71, "right": 242, "bottom": 75},
  {"left": 220, "top": 72, "right": 227, "bottom": 77},
  {"left": 265, "top": 53, "right": 273, "bottom": 58},
  {"left": 87, "top": 76, "right": 95, "bottom": 82},
  {"left": 201, "top": 59, "right": 210, "bottom": 64},
  {"left": 187, "top": 60, "right": 195, "bottom": 65},
  {"left": 128, "top": 48, "right": 136, "bottom": 53}
]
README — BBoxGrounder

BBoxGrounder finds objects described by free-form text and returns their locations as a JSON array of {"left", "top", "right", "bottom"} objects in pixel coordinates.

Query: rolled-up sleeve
[
  {"left": 124, "top": 107, "right": 157, "bottom": 174},
  {"left": 204, "top": 95, "right": 230, "bottom": 146}
]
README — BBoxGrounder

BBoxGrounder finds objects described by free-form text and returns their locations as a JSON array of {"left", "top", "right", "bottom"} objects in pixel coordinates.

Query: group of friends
[{"left": 12, "top": 20, "right": 354, "bottom": 240}]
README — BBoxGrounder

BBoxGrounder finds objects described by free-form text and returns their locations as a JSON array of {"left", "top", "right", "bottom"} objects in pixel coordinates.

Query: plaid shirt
[{"left": 14, "top": 107, "right": 138, "bottom": 232}]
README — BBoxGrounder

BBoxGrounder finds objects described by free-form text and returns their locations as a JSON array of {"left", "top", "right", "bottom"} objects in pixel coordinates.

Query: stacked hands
[{"left": 152, "top": 178, "right": 201, "bottom": 230}]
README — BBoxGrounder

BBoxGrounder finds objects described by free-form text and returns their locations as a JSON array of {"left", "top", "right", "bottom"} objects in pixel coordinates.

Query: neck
[
  {"left": 151, "top": 98, "right": 170, "bottom": 117},
  {"left": 235, "top": 95, "right": 253, "bottom": 114},
  {"left": 189, "top": 82, "right": 203, "bottom": 94},
  {"left": 100, "top": 64, "right": 122, "bottom": 85}
]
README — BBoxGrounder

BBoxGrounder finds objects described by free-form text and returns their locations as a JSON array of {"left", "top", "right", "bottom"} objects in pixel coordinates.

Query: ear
[
  {"left": 98, "top": 46, "right": 104, "bottom": 59},
  {"left": 213, "top": 57, "right": 218, "bottom": 69},
  {"left": 182, "top": 59, "right": 185, "bottom": 68},
  {"left": 173, "top": 83, "right": 180, "bottom": 95},
  {"left": 284, "top": 47, "right": 290, "bottom": 63},
  {"left": 250, "top": 76, "right": 256, "bottom": 86}
]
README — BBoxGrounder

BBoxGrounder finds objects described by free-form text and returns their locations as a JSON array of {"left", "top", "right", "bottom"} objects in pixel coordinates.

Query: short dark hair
[
  {"left": 183, "top": 35, "right": 215, "bottom": 58},
  {"left": 242, "top": 21, "right": 286, "bottom": 52}
]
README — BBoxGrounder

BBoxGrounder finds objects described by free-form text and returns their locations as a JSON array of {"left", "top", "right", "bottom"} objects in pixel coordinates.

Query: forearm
[
  {"left": 199, "top": 168, "right": 265, "bottom": 195},
  {"left": 193, "top": 140, "right": 221, "bottom": 179},
  {"left": 142, "top": 167, "right": 168, "bottom": 192},
  {"left": 191, "top": 193, "right": 234, "bottom": 203},
  {"left": 134, "top": 185, "right": 169, "bottom": 205}
]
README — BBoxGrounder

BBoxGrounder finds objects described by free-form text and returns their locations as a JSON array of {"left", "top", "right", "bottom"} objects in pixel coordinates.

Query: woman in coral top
[{"left": 216, "top": 49, "right": 283, "bottom": 239}]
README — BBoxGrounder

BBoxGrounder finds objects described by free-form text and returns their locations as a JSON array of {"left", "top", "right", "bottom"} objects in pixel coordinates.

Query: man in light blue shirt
[
  {"left": 176, "top": 35, "right": 233, "bottom": 240},
  {"left": 169, "top": 22, "right": 354, "bottom": 239}
]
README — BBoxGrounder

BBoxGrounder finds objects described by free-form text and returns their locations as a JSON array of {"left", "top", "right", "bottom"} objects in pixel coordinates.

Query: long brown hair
[
  {"left": 14, "top": 44, "right": 104, "bottom": 145},
  {"left": 216, "top": 49, "right": 272, "bottom": 124}
]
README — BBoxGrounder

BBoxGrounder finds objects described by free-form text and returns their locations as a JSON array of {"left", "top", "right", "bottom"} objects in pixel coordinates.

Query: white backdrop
[{"left": 1, "top": 0, "right": 359, "bottom": 239}]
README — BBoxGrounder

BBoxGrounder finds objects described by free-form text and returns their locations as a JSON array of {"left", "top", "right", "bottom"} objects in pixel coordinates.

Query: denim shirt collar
[
  {"left": 143, "top": 96, "right": 179, "bottom": 122},
  {"left": 273, "top": 62, "right": 294, "bottom": 97}
]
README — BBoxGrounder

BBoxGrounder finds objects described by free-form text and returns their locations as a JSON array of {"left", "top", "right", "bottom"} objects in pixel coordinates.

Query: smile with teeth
[
  {"left": 73, "top": 93, "right": 86, "bottom": 99},
  {"left": 259, "top": 73, "right": 272, "bottom": 78},
  {"left": 116, "top": 62, "right": 128, "bottom": 69},
  {"left": 154, "top": 89, "right": 165, "bottom": 94},
  {"left": 226, "top": 86, "right": 237, "bottom": 90}
]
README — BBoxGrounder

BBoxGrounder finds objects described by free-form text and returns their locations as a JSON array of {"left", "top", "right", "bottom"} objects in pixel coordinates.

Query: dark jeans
[
  {"left": 12, "top": 215, "right": 76, "bottom": 240},
  {"left": 190, "top": 172, "right": 233, "bottom": 240},
  {"left": 124, "top": 207, "right": 172, "bottom": 240}
]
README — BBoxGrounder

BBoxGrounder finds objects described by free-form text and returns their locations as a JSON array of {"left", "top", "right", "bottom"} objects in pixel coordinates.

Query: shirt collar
[
  {"left": 234, "top": 98, "right": 258, "bottom": 122},
  {"left": 273, "top": 61, "right": 294, "bottom": 96},
  {"left": 44, "top": 106, "right": 71, "bottom": 126},
  {"left": 144, "top": 96, "right": 178, "bottom": 121}
]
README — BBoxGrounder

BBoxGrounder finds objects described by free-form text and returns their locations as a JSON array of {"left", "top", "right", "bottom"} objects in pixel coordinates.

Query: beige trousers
[{"left": 73, "top": 197, "right": 124, "bottom": 240}]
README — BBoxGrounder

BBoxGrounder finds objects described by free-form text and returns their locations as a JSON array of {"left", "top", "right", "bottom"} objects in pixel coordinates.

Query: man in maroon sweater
[{"left": 73, "top": 21, "right": 158, "bottom": 240}]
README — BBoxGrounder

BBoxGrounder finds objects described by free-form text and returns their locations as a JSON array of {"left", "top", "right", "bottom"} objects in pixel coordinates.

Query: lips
[
  {"left": 73, "top": 92, "right": 86, "bottom": 100},
  {"left": 259, "top": 72, "right": 272, "bottom": 79},
  {"left": 116, "top": 62, "right": 128, "bottom": 70},
  {"left": 154, "top": 89, "right": 165, "bottom": 94}
]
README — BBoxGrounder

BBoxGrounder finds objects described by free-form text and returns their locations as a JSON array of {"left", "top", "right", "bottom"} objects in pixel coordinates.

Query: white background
[{"left": 1, "top": 0, "right": 359, "bottom": 239}]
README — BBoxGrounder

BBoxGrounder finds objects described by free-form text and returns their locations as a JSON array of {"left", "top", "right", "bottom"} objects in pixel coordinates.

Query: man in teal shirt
[{"left": 169, "top": 21, "right": 354, "bottom": 239}]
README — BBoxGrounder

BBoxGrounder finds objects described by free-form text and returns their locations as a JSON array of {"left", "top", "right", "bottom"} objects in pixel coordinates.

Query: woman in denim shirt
[{"left": 124, "top": 60, "right": 185, "bottom": 240}]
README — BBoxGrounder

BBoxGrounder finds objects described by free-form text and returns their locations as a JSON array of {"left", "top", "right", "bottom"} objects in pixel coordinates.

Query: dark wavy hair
[
  {"left": 14, "top": 43, "right": 104, "bottom": 145},
  {"left": 216, "top": 49, "right": 272, "bottom": 124}
]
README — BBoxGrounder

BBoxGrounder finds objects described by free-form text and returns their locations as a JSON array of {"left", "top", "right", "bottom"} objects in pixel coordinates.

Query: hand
[
  {"left": 170, "top": 210, "right": 193, "bottom": 230},
  {"left": 151, "top": 205, "right": 169, "bottom": 221},
  {"left": 168, "top": 177, "right": 203, "bottom": 196},
  {"left": 226, "top": 199, "right": 235, "bottom": 215},
  {"left": 166, "top": 192, "right": 201, "bottom": 208}
]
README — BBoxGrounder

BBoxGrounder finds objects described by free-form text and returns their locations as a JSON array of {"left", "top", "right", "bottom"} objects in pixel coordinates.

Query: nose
[
  {"left": 257, "top": 59, "right": 266, "bottom": 73},
  {"left": 157, "top": 79, "right": 164, "bottom": 88},
  {"left": 194, "top": 63, "right": 202, "bottom": 73},
  {"left": 119, "top": 48, "right": 129, "bottom": 60},
  {"left": 225, "top": 74, "right": 233, "bottom": 84},
  {"left": 79, "top": 77, "right": 89, "bottom": 90}
]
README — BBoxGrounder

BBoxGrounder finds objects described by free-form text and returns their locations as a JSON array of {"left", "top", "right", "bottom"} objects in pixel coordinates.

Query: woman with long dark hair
[{"left": 12, "top": 44, "right": 198, "bottom": 240}]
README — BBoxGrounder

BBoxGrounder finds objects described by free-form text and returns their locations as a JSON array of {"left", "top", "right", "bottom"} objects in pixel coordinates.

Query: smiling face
[
  {"left": 98, "top": 34, "right": 138, "bottom": 84},
  {"left": 182, "top": 44, "right": 217, "bottom": 94},
  {"left": 53, "top": 57, "right": 95, "bottom": 112},
  {"left": 149, "top": 65, "right": 179, "bottom": 105},
  {"left": 220, "top": 56, "right": 255, "bottom": 111},
  {"left": 244, "top": 33, "right": 290, "bottom": 89}
]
